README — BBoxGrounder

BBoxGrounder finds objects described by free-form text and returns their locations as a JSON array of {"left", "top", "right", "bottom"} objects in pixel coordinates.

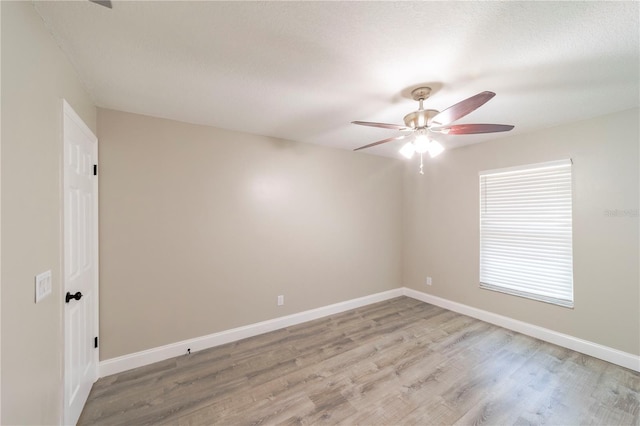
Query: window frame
[{"left": 479, "top": 159, "right": 574, "bottom": 308}]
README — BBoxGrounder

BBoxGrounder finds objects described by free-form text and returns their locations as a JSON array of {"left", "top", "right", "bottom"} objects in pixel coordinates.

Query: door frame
[{"left": 61, "top": 99, "right": 99, "bottom": 424}]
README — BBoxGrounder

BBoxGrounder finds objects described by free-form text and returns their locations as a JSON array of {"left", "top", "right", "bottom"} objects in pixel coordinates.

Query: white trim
[
  {"left": 63, "top": 100, "right": 97, "bottom": 143},
  {"left": 99, "top": 287, "right": 639, "bottom": 377},
  {"left": 402, "top": 288, "right": 640, "bottom": 372},
  {"left": 99, "top": 288, "right": 403, "bottom": 377},
  {"left": 478, "top": 158, "right": 572, "bottom": 176}
]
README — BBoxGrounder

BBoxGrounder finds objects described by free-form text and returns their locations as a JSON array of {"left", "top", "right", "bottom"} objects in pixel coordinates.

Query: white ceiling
[{"left": 34, "top": 1, "right": 639, "bottom": 158}]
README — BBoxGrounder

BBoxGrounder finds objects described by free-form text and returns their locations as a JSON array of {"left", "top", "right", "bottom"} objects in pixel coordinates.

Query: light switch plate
[{"left": 35, "top": 270, "right": 52, "bottom": 303}]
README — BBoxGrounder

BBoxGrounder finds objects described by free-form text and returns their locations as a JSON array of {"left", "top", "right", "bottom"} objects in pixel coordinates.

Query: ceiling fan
[{"left": 352, "top": 87, "right": 514, "bottom": 173}]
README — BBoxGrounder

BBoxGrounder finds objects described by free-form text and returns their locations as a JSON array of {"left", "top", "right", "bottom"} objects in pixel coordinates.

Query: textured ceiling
[{"left": 34, "top": 1, "right": 639, "bottom": 158}]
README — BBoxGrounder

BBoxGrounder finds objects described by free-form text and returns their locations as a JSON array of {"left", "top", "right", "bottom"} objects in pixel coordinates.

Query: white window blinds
[{"left": 479, "top": 159, "right": 574, "bottom": 307}]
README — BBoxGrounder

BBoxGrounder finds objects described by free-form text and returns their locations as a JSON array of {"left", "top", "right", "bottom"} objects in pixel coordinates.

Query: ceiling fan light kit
[
  {"left": 399, "top": 142, "right": 417, "bottom": 159},
  {"left": 352, "top": 86, "right": 514, "bottom": 174}
]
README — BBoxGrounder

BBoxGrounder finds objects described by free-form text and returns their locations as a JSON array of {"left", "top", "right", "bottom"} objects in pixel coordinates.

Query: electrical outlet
[
  {"left": 277, "top": 295, "right": 284, "bottom": 306},
  {"left": 35, "top": 270, "right": 52, "bottom": 303},
  {"left": 426, "top": 276, "right": 432, "bottom": 286}
]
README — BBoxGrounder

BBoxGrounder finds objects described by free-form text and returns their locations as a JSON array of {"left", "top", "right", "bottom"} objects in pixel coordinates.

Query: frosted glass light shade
[
  {"left": 399, "top": 142, "right": 415, "bottom": 159},
  {"left": 414, "top": 135, "right": 429, "bottom": 153}
]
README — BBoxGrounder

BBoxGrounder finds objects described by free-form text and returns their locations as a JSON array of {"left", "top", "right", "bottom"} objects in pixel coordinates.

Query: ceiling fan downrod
[{"left": 403, "top": 87, "right": 439, "bottom": 129}]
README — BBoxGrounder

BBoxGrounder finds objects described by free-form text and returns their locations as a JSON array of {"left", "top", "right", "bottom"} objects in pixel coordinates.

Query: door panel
[{"left": 63, "top": 101, "right": 98, "bottom": 425}]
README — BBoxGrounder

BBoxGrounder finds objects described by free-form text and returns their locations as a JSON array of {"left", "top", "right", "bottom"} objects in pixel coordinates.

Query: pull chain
[{"left": 420, "top": 152, "right": 424, "bottom": 175}]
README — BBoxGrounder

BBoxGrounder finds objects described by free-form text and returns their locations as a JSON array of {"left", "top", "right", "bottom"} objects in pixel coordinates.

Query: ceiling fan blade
[
  {"left": 353, "top": 135, "right": 408, "bottom": 151},
  {"left": 431, "top": 91, "right": 496, "bottom": 126},
  {"left": 89, "top": 0, "right": 113, "bottom": 8},
  {"left": 430, "top": 124, "right": 514, "bottom": 135},
  {"left": 352, "top": 121, "right": 409, "bottom": 131}
]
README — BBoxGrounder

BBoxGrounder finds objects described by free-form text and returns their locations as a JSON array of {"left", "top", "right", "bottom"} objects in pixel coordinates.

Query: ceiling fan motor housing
[{"left": 403, "top": 109, "right": 439, "bottom": 129}]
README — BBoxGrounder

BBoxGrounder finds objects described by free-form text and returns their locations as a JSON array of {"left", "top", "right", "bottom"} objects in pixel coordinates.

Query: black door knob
[{"left": 65, "top": 291, "right": 83, "bottom": 303}]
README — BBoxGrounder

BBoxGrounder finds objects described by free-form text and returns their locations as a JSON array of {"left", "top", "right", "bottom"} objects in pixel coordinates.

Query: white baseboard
[
  {"left": 402, "top": 287, "right": 640, "bottom": 372},
  {"left": 99, "top": 288, "right": 403, "bottom": 377},
  {"left": 99, "top": 286, "right": 639, "bottom": 377}
]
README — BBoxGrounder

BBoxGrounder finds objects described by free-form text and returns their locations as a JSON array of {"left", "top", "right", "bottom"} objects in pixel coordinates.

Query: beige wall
[
  {"left": 99, "top": 107, "right": 639, "bottom": 362},
  {"left": 97, "top": 108, "right": 403, "bottom": 359},
  {"left": 403, "top": 108, "right": 640, "bottom": 355},
  {"left": 1, "top": 2, "right": 96, "bottom": 424}
]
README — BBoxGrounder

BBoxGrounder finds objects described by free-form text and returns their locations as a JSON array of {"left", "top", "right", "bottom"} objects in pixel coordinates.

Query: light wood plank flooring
[{"left": 79, "top": 297, "right": 640, "bottom": 425}]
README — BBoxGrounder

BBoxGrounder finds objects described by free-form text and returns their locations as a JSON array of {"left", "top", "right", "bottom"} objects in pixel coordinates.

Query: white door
[{"left": 63, "top": 100, "right": 99, "bottom": 425}]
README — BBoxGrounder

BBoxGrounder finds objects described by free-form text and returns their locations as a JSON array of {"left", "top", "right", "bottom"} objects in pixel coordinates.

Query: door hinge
[
  {"left": 94, "top": 336, "right": 99, "bottom": 348},
  {"left": 93, "top": 164, "right": 98, "bottom": 176}
]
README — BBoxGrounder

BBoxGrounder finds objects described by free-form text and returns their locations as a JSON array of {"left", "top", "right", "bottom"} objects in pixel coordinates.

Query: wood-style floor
[{"left": 79, "top": 297, "right": 640, "bottom": 425}]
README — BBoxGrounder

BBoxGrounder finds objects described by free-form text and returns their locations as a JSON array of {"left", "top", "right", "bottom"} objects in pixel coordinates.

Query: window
[{"left": 479, "top": 159, "right": 574, "bottom": 307}]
